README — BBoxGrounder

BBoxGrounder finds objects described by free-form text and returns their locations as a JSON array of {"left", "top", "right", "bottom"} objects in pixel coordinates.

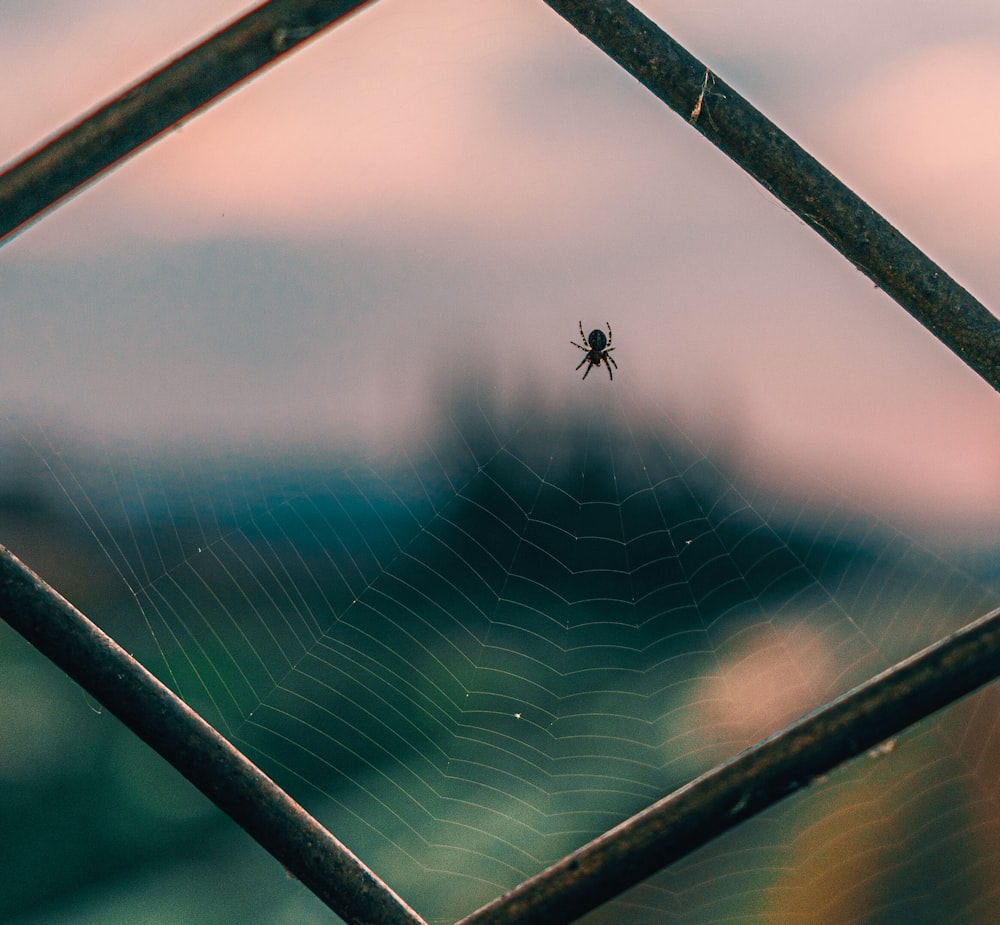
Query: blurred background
[{"left": 2, "top": 1, "right": 1000, "bottom": 922}]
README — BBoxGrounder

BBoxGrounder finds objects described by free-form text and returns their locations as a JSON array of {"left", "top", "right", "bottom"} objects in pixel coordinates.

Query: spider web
[{"left": 16, "top": 375, "right": 999, "bottom": 923}]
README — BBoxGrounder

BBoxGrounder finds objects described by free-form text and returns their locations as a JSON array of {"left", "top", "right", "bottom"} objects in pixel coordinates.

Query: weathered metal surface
[
  {"left": 0, "top": 544, "right": 425, "bottom": 925},
  {"left": 0, "top": 0, "right": 379, "bottom": 244}
]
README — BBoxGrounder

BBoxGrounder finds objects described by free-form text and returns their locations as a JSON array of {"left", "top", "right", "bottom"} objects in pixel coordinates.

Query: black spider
[{"left": 572, "top": 321, "right": 617, "bottom": 381}]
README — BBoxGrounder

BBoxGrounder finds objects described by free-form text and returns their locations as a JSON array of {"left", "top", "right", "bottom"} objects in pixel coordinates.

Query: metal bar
[
  {"left": 0, "top": 544, "right": 426, "bottom": 925},
  {"left": 540, "top": 0, "right": 1000, "bottom": 392},
  {"left": 0, "top": 0, "right": 380, "bottom": 246},
  {"left": 458, "top": 601, "right": 1000, "bottom": 925}
]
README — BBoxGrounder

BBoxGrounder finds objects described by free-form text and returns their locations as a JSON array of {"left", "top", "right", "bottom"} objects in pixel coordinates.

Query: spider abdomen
[{"left": 587, "top": 329, "right": 607, "bottom": 351}]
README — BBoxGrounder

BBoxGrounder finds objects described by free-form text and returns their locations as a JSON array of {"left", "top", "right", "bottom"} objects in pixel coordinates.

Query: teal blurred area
[
  {"left": 2, "top": 397, "right": 997, "bottom": 924},
  {"left": 0, "top": 625, "right": 338, "bottom": 925}
]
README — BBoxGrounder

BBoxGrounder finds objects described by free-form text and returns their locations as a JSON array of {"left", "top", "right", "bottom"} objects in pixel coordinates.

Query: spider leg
[
  {"left": 605, "top": 358, "right": 614, "bottom": 381},
  {"left": 581, "top": 359, "right": 593, "bottom": 379},
  {"left": 575, "top": 354, "right": 590, "bottom": 371},
  {"left": 607, "top": 353, "right": 618, "bottom": 368},
  {"left": 579, "top": 321, "right": 587, "bottom": 344},
  {"left": 605, "top": 322, "right": 612, "bottom": 347},
  {"left": 571, "top": 340, "right": 588, "bottom": 352}
]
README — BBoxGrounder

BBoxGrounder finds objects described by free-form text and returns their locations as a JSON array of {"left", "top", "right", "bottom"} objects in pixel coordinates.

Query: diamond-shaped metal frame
[{"left": 2, "top": 1, "right": 999, "bottom": 923}]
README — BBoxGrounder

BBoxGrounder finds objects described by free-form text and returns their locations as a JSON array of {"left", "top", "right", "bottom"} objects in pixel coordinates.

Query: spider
[{"left": 571, "top": 321, "right": 617, "bottom": 380}]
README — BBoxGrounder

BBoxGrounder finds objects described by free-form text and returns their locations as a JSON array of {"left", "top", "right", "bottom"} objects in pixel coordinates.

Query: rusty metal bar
[
  {"left": 541, "top": 0, "right": 1000, "bottom": 391},
  {"left": 0, "top": 0, "right": 380, "bottom": 245},
  {"left": 458, "top": 601, "right": 1000, "bottom": 925},
  {"left": 0, "top": 544, "right": 426, "bottom": 925}
]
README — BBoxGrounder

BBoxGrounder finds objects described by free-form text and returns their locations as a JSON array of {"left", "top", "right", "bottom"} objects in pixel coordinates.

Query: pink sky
[{"left": 3, "top": 0, "right": 1000, "bottom": 539}]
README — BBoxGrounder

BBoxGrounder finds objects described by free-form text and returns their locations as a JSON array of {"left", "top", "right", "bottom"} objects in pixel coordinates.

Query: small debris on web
[{"left": 867, "top": 739, "right": 896, "bottom": 759}]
